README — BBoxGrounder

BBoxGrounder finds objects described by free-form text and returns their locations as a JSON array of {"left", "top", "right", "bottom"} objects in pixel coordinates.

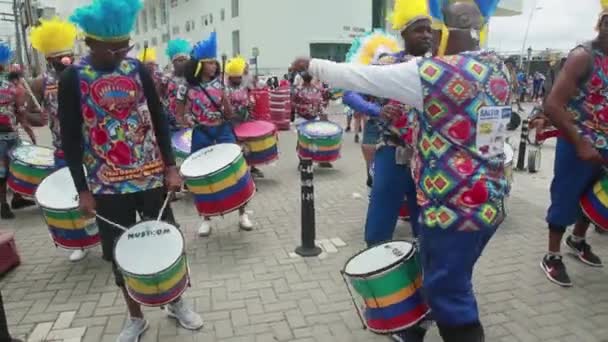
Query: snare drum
[
  {"left": 8, "top": 145, "right": 55, "bottom": 198},
  {"left": 297, "top": 121, "right": 342, "bottom": 162},
  {"left": 234, "top": 121, "right": 279, "bottom": 166},
  {"left": 172, "top": 128, "right": 192, "bottom": 166},
  {"left": 35, "top": 167, "right": 100, "bottom": 249},
  {"left": 114, "top": 221, "right": 189, "bottom": 306},
  {"left": 343, "top": 241, "right": 429, "bottom": 334},
  {"left": 180, "top": 143, "right": 256, "bottom": 216}
]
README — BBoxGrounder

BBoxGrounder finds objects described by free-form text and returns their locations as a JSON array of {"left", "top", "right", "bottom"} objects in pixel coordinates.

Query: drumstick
[
  {"left": 96, "top": 213, "right": 129, "bottom": 232},
  {"left": 157, "top": 191, "right": 173, "bottom": 221},
  {"left": 20, "top": 77, "right": 43, "bottom": 112},
  {"left": 339, "top": 271, "right": 367, "bottom": 330}
]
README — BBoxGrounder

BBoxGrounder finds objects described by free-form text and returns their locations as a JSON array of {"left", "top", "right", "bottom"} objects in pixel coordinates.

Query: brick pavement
[{"left": 1, "top": 111, "right": 608, "bottom": 342}]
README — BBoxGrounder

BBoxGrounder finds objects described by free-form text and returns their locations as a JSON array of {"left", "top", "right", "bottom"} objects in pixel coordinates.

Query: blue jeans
[
  {"left": 546, "top": 138, "right": 608, "bottom": 232},
  {"left": 191, "top": 123, "right": 237, "bottom": 153},
  {"left": 364, "top": 145, "right": 419, "bottom": 246},
  {"left": 418, "top": 219, "right": 496, "bottom": 326}
]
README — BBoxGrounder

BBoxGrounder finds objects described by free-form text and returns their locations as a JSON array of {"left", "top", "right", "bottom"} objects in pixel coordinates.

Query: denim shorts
[{"left": 362, "top": 120, "right": 381, "bottom": 146}]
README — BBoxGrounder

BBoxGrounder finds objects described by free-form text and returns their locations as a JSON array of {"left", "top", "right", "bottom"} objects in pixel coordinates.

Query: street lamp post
[
  {"left": 526, "top": 46, "right": 533, "bottom": 77},
  {"left": 519, "top": 0, "right": 542, "bottom": 69}
]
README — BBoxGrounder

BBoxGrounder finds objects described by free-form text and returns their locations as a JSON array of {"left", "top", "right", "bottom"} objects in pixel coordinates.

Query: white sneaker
[
  {"left": 117, "top": 317, "right": 148, "bottom": 342},
  {"left": 166, "top": 299, "right": 204, "bottom": 330},
  {"left": 198, "top": 219, "right": 212, "bottom": 237},
  {"left": 239, "top": 213, "right": 253, "bottom": 231},
  {"left": 69, "top": 249, "right": 87, "bottom": 262}
]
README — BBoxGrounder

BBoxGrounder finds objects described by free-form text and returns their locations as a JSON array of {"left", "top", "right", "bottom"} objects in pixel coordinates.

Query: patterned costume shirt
[
  {"left": 43, "top": 71, "right": 63, "bottom": 159},
  {"left": 185, "top": 78, "right": 224, "bottom": 126},
  {"left": 76, "top": 57, "right": 165, "bottom": 195},
  {"left": 165, "top": 75, "right": 188, "bottom": 126},
  {"left": 227, "top": 84, "right": 252, "bottom": 123},
  {"left": 0, "top": 74, "right": 18, "bottom": 132},
  {"left": 567, "top": 45, "right": 608, "bottom": 149},
  {"left": 413, "top": 51, "right": 511, "bottom": 231},
  {"left": 294, "top": 85, "right": 324, "bottom": 120}
]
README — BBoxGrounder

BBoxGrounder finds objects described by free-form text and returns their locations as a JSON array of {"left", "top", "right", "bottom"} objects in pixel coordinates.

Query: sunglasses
[{"left": 108, "top": 45, "right": 135, "bottom": 57}]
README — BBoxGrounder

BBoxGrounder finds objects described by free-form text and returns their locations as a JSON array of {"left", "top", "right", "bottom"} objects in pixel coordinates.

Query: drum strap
[{"left": 200, "top": 86, "right": 224, "bottom": 118}]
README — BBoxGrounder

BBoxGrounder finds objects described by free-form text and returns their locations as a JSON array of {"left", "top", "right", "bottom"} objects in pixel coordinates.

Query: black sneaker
[
  {"left": 345, "top": 126, "right": 351, "bottom": 133},
  {"left": 11, "top": 197, "right": 35, "bottom": 210},
  {"left": 354, "top": 134, "right": 360, "bottom": 143},
  {"left": 251, "top": 167, "right": 265, "bottom": 179},
  {"left": 318, "top": 162, "right": 333, "bottom": 168},
  {"left": 1, "top": 203, "right": 15, "bottom": 219},
  {"left": 391, "top": 326, "right": 428, "bottom": 342},
  {"left": 565, "top": 236, "right": 603, "bottom": 267},
  {"left": 540, "top": 254, "right": 572, "bottom": 287},
  {"left": 594, "top": 225, "right": 607, "bottom": 234}
]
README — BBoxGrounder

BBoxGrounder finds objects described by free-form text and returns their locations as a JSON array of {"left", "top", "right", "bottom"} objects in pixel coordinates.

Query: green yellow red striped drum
[
  {"left": 581, "top": 176, "right": 608, "bottom": 232},
  {"left": 180, "top": 143, "right": 255, "bottom": 216},
  {"left": 343, "top": 240, "right": 429, "bottom": 334},
  {"left": 297, "top": 121, "right": 342, "bottom": 162},
  {"left": 35, "top": 167, "right": 100, "bottom": 250},
  {"left": 114, "top": 221, "right": 189, "bottom": 307},
  {"left": 8, "top": 145, "right": 55, "bottom": 198},
  {"left": 171, "top": 128, "right": 192, "bottom": 166}
]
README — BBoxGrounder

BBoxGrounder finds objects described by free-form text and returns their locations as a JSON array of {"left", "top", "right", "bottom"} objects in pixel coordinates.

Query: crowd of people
[{"left": 1, "top": 0, "right": 608, "bottom": 341}]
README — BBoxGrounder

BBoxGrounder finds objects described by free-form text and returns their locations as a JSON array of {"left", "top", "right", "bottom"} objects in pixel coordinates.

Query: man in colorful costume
[
  {"left": 293, "top": 1, "right": 509, "bottom": 340},
  {"left": 177, "top": 32, "right": 254, "bottom": 236},
  {"left": 0, "top": 43, "right": 36, "bottom": 220},
  {"left": 540, "top": 1, "right": 608, "bottom": 287},
  {"left": 225, "top": 56, "right": 266, "bottom": 179},
  {"left": 58, "top": 0, "right": 203, "bottom": 340},
  {"left": 163, "top": 38, "right": 191, "bottom": 131},
  {"left": 29, "top": 17, "right": 90, "bottom": 262}
]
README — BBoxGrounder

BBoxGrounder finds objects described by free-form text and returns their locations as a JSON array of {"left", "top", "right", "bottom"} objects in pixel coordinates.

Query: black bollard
[
  {"left": 295, "top": 159, "right": 322, "bottom": 257},
  {"left": 516, "top": 118, "right": 529, "bottom": 171}
]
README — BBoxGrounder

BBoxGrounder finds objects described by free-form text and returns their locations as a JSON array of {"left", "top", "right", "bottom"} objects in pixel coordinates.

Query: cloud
[{"left": 488, "top": 0, "right": 601, "bottom": 53}]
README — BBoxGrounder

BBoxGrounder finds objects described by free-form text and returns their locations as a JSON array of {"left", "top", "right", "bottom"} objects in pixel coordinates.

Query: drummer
[
  {"left": 293, "top": 72, "right": 333, "bottom": 168},
  {"left": 541, "top": 4, "right": 608, "bottom": 287},
  {"left": 163, "top": 38, "right": 191, "bottom": 131},
  {"left": 0, "top": 42, "right": 37, "bottom": 220},
  {"left": 176, "top": 32, "right": 254, "bottom": 237},
  {"left": 225, "top": 56, "right": 265, "bottom": 179},
  {"left": 29, "top": 17, "right": 88, "bottom": 262},
  {"left": 59, "top": 0, "right": 202, "bottom": 339}
]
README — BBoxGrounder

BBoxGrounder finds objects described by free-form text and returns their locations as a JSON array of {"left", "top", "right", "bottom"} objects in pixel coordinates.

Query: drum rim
[
  {"left": 343, "top": 240, "right": 416, "bottom": 278},
  {"left": 299, "top": 121, "right": 343, "bottom": 137},
  {"left": 180, "top": 143, "right": 242, "bottom": 178},
  {"left": 113, "top": 220, "right": 186, "bottom": 277},
  {"left": 35, "top": 167, "right": 82, "bottom": 211},
  {"left": 9, "top": 145, "right": 55, "bottom": 168}
]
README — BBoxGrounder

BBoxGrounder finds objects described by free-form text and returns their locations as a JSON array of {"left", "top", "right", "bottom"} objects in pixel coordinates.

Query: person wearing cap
[
  {"left": 225, "top": 56, "right": 265, "bottom": 179},
  {"left": 0, "top": 43, "right": 36, "bottom": 220},
  {"left": 58, "top": 0, "right": 203, "bottom": 340},
  {"left": 292, "top": 1, "right": 510, "bottom": 340},
  {"left": 540, "top": 0, "right": 608, "bottom": 288},
  {"left": 177, "top": 32, "right": 254, "bottom": 237},
  {"left": 29, "top": 17, "right": 89, "bottom": 262},
  {"left": 163, "top": 38, "right": 191, "bottom": 131}
]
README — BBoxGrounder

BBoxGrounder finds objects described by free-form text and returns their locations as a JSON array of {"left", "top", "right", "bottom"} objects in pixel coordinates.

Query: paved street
[{"left": 1, "top": 108, "right": 608, "bottom": 342}]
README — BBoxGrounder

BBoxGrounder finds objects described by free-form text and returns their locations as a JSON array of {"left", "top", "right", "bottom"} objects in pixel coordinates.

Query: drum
[
  {"left": 234, "top": 121, "right": 279, "bottom": 166},
  {"left": 581, "top": 176, "right": 608, "bottom": 232},
  {"left": 297, "top": 121, "right": 343, "bottom": 162},
  {"left": 343, "top": 241, "right": 429, "bottom": 334},
  {"left": 504, "top": 142, "right": 514, "bottom": 191},
  {"left": 8, "top": 145, "right": 55, "bottom": 198},
  {"left": 180, "top": 143, "right": 256, "bottom": 216},
  {"left": 35, "top": 167, "right": 100, "bottom": 250},
  {"left": 114, "top": 221, "right": 189, "bottom": 306},
  {"left": 171, "top": 128, "right": 192, "bottom": 166}
]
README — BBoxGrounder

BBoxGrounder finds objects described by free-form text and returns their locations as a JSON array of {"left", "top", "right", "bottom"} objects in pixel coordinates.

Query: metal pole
[
  {"left": 25, "top": 0, "right": 41, "bottom": 76},
  {"left": 254, "top": 56, "right": 259, "bottom": 77},
  {"left": 518, "top": 0, "right": 539, "bottom": 69},
  {"left": 526, "top": 48, "right": 533, "bottom": 78},
  {"left": 516, "top": 118, "right": 529, "bottom": 170},
  {"left": 12, "top": 0, "right": 22, "bottom": 65},
  {"left": 295, "top": 159, "right": 322, "bottom": 257}
]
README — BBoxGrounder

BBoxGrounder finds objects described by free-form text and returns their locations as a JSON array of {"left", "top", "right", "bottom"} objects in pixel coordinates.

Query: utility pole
[
  {"left": 11, "top": 0, "right": 23, "bottom": 65},
  {"left": 23, "top": 0, "right": 41, "bottom": 76}
]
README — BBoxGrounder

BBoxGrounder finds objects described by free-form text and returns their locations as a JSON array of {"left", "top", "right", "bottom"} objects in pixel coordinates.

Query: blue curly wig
[
  {"left": 191, "top": 32, "right": 217, "bottom": 61},
  {"left": 166, "top": 38, "right": 191, "bottom": 61},
  {"left": 0, "top": 43, "right": 12, "bottom": 65},
  {"left": 70, "top": 0, "right": 142, "bottom": 42}
]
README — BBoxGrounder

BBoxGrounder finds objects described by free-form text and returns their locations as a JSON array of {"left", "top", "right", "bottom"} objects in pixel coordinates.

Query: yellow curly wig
[
  {"left": 30, "top": 17, "right": 77, "bottom": 57},
  {"left": 388, "top": 0, "right": 431, "bottom": 32},
  {"left": 225, "top": 56, "right": 247, "bottom": 77}
]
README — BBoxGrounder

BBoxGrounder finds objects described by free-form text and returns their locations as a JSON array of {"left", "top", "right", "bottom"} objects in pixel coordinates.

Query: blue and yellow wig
[
  {"left": 346, "top": 30, "right": 400, "bottom": 65},
  {"left": 191, "top": 32, "right": 218, "bottom": 77},
  {"left": 166, "top": 38, "right": 191, "bottom": 62},
  {"left": 0, "top": 43, "right": 12, "bottom": 66},
  {"left": 70, "top": 0, "right": 142, "bottom": 42}
]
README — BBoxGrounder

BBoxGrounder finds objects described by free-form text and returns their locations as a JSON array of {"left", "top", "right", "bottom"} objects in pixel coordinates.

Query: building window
[
  {"left": 151, "top": 6, "right": 157, "bottom": 29},
  {"left": 172, "top": 25, "right": 180, "bottom": 34},
  {"left": 162, "top": 33, "right": 170, "bottom": 43},
  {"left": 170, "top": 0, "right": 177, "bottom": 8},
  {"left": 309, "top": 43, "right": 350, "bottom": 62},
  {"left": 202, "top": 15, "right": 208, "bottom": 26},
  {"left": 143, "top": 40, "right": 149, "bottom": 48},
  {"left": 160, "top": 1, "right": 167, "bottom": 25},
  {"left": 232, "top": 30, "right": 240, "bottom": 56},
  {"left": 231, "top": 0, "right": 239, "bottom": 17},
  {"left": 372, "top": 0, "right": 387, "bottom": 29},
  {"left": 191, "top": 19, "right": 195, "bottom": 30},
  {"left": 135, "top": 42, "right": 141, "bottom": 50},
  {"left": 185, "top": 21, "right": 191, "bottom": 32},
  {"left": 135, "top": 18, "right": 139, "bottom": 34},
  {"left": 209, "top": 13, "right": 213, "bottom": 24},
  {"left": 152, "top": 37, "right": 158, "bottom": 46},
  {"left": 220, "top": 9, "right": 225, "bottom": 21},
  {"left": 141, "top": 11, "right": 148, "bottom": 33}
]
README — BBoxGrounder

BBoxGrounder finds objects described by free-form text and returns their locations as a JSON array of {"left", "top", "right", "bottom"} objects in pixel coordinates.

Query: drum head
[
  {"left": 234, "top": 121, "right": 276, "bottom": 139},
  {"left": 344, "top": 241, "right": 414, "bottom": 277},
  {"left": 35, "top": 167, "right": 79, "bottom": 210},
  {"left": 181, "top": 143, "right": 242, "bottom": 178},
  {"left": 115, "top": 221, "right": 183, "bottom": 276},
  {"left": 10, "top": 145, "right": 54, "bottom": 167},
  {"left": 504, "top": 143, "right": 514, "bottom": 165},
  {"left": 172, "top": 128, "right": 192, "bottom": 153},
  {"left": 300, "top": 121, "right": 342, "bottom": 137}
]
